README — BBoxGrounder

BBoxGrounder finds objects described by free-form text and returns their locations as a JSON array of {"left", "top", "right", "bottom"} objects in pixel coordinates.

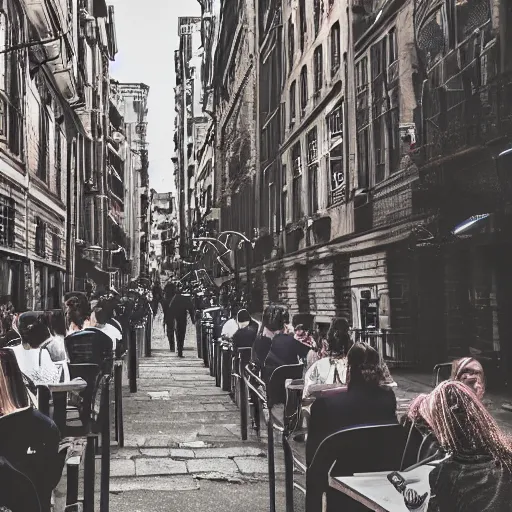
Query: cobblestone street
[{"left": 109, "top": 312, "right": 285, "bottom": 511}]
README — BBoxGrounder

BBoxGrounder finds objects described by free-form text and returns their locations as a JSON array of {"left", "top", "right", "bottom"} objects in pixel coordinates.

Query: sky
[{"left": 109, "top": 0, "right": 200, "bottom": 193}]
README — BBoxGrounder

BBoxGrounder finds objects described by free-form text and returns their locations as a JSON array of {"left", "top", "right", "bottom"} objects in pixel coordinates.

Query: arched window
[{"left": 300, "top": 66, "right": 308, "bottom": 115}]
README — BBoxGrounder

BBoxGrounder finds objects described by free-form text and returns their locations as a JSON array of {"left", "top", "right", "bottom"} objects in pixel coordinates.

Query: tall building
[
  {"left": 0, "top": 0, "right": 117, "bottom": 312},
  {"left": 115, "top": 83, "right": 150, "bottom": 281},
  {"left": 173, "top": 17, "right": 203, "bottom": 259}
]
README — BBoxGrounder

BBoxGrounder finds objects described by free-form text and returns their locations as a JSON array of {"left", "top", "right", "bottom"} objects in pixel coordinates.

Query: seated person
[
  {"left": 85, "top": 296, "right": 121, "bottom": 350},
  {"left": 64, "top": 294, "right": 91, "bottom": 334},
  {"left": 232, "top": 309, "right": 259, "bottom": 349},
  {"left": 303, "top": 319, "right": 352, "bottom": 399},
  {"left": 0, "top": 349, "right": 64, "bottom": 512},
  {"left": 402, "top": 380, "right": 512, "bottom": 512},
  {"left": 451, "top": 357, "right": 485, "bottom": 400},
  {"left": 11, "top": 313, "right": 62, "bottom": 385},
  {"left": 221, "top": 309, "right": 239, "bottom": 340},
  {"left": 306, "top": 343, "right": 397, "bottom": 465},
  {"left": 253, "top": 304, "right": 310, "bottom": 382}
]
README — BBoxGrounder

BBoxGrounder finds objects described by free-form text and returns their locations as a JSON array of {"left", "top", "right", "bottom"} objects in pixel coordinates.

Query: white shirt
[
  {"left": 10, "top": 344, "right": 62, "bottom": 384},
  {"left": 303, "top": 357, "right": 348, "bottom": 398},
  {"left": 221, "top": 318, "right": 239, "bottom": 339},
  {"left": 98, "top": 324, "right": 121, "bottom": 350}
]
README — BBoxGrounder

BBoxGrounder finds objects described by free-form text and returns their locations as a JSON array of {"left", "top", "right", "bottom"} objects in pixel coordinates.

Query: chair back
[
  {"left": 267, "top": 363, "right": 304, "bottom": 409},
  {"left": 0, "top": 455, "right": 41, "bottom": 512},
  {"left": 65, "top": 329, "right": 113, "bottom": 368},
  {"left": 306, "top": 424, "right": 408, "bottom": 511},
  {"left": 433, "top": 362, "right": 452, "bottom": 387}
]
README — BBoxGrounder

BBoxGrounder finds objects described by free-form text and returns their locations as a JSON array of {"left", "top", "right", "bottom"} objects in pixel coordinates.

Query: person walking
[{"left": 165, "top": 285, "right": 195, "bottom": 357}]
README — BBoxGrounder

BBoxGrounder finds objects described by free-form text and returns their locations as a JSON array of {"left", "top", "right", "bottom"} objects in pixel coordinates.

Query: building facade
[{"left": 185, "top": 0, "right": 512, "bottom": 386}]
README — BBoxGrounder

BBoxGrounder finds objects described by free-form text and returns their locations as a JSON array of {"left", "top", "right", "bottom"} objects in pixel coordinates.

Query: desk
[
  {"left": 47, "top": 380, "right": 87, "bottom": 434},
  {"left": 329, "top": 464, "right": 435, "bottom": 512}
]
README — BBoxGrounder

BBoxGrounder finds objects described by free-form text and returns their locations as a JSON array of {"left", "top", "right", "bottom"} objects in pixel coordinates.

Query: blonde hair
[
  {"left": 0, "top": 349, "right": 29, "bottom": 416},
  {"left": 419, "top": 381, "right": 512, "bottom": 469}
]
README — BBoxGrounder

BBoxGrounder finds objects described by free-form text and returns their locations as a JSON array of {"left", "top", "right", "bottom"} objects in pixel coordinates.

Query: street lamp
[
  {"left": 192, "top": 237, "right": 233, "bottom": 274},
  {"left": 217, "top": 231, "right": 255, "bottom": 311}
]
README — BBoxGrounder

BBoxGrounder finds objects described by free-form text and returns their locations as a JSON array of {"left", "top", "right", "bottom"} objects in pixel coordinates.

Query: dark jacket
[
  {"left": 0, "top": 456, "right": 41, "bottom": 512},
  {"left": 427, "top": 454, "right": 512, "bottom": 512},
  {"left": 165, "top": 293, "right": 194, "bottom": 325},
  {"left": 0, "top": 408, "right": 62, "bottom": 510},
  {"left": 232, "top": 321, "right": 259, "bottom": 350},
  {"left": 263, "top": 333, "right": 310, "bottom": 381},
  {"left": 306, "top": 383, "right": 397, "bottom": 464}
]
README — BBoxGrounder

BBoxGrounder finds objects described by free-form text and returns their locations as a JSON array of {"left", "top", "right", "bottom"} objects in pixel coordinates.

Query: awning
[{"left": 93, "top": 0, "right": 108, "bottom": 17}]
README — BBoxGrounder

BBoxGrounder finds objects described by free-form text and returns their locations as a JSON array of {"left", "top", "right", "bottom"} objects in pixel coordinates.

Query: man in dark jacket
[{"left": 165, "top": 286, "right": 195, "bottom": 357}]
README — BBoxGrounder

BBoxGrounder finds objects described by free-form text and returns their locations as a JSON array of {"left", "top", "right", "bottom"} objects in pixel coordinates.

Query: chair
[
  {"left": 266, "top": 364, "right": 304, "bottom": 512},
  {"left": 432, "top": 362, "right": 452, "bottom": 387},
  {"left": 65, "top": 329, "right": 113, "bottom": 430},
  {"left": 306, "top": 424, "right": 409, "bottom": 512}
]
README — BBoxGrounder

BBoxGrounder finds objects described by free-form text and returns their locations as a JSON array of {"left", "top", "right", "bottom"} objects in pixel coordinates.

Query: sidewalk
[{"left": 109, "top": 312, "right": 286, "bottom": 512}]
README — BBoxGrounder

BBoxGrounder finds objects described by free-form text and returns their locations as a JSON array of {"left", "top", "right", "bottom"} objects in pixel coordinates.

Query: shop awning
[
  {"left": 75, "top": 254, "right": 110, "bottom": 286},
  {"left": 452, "top": 214, "right": 491, "bottom": 236}
]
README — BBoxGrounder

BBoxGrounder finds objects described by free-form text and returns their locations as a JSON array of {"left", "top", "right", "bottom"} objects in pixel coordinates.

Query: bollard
[
  {"left": 83, "top": 435, "right": 96, "bottom": 512},
  {"left": 239, "top": 359, "right": 248, "bottom": 441},
  {"left": 114, "top": 360, "right": 124, "bottom": 447},
  {"left": 145, "top": 315, "right": 152, "bottom": 357},
  {"left": 100, "top": 378, "right": 111, "bottom": 512},
  {"left": 222, "top": 345, "right": 231, "bottom": 392},
  {"left": 129, "top": 327, "right": 137, "bottom": 393},
  {"left": 135, "top": 325, "right": 144, "bottom": 378}
]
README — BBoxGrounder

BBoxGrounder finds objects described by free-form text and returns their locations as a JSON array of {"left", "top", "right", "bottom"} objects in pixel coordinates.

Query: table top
[
  {"left": 47, "top": 379, "right": 87, "bottom": 392},
  {"left": 329, "top": 464, "right": 435, "bottom": 512}
]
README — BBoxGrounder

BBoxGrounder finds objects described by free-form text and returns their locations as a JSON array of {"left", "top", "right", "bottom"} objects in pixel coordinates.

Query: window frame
[
  {"left": 300, "top": 65, "right": 308, "bottom": 116},
  {"left": 313, "top": 45, "right": 323, "bottom": 97}
]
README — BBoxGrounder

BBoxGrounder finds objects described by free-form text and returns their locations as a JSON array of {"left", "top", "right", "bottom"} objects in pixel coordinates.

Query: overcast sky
[{"left": 109, "top": 0, "right": 200, "bottom": 193}]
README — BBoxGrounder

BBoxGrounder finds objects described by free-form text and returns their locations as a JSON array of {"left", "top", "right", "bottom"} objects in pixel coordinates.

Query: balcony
[{"left": 21, "top": 0, "right": 78, "bottom": 103}]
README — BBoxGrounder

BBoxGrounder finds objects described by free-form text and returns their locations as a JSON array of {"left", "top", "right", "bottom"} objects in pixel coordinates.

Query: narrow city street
[{"left": 109, "top": 312, "right": 286, "bottom": 512}]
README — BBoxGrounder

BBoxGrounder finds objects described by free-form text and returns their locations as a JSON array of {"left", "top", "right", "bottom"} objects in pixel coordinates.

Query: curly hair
[
  {"left": 65, "top": 296, "right": 90, "bottom": 329},
  {"left": 346, "top": 342, "right": 385, "bottom": 388},
  {"left": 326, "top": 318, "right": 352, "bottom": 357},
  {"left": 419, "top": 381, "right": 512, "bottom": 469},
  {"left": 262, "top": 304, "right": 290, "bottom": 332}
]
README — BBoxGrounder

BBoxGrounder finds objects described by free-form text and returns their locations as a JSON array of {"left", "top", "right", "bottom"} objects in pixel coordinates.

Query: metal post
[
  {"left": 283, "top": 432, "right": 295, "bottom": 512},
  {"left": 83, "top": 435, "right": 96, "bottom": 512},
  {"left": 145, "top": 315, "right": 152, "bottom": 357},
  {"left": 114, "top": 361, "right": 124, "bottom": 447},
  {"left": 129, "top": 328, "right": 137, "bottom": 393},
  {"left": 267, "top": 413, "right": 276, "bottom": 512},
  {"left": 239, "top": 360, "right": 248, "bottom": 441},
  {"left": 66, "top": 463, "right": 79, "bottom": 507},
  {"left": 100, "top": 379, "right": 110, "bottom": 512},
  {"left": 245, "top": 242, "right": 252, "bottom": 312}
]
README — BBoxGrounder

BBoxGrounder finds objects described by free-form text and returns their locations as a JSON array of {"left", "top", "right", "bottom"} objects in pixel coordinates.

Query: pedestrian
[
  {"left": 151, "top": 281, "right": 163, "bottom": 318},
  {"left": 401, "top": 380, "right": 512, "bottom": 512},
  {"left": 165, "top": 285, "right": 195, "bottom": 357}
]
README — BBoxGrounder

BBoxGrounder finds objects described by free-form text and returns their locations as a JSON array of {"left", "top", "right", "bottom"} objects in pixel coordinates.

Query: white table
[{"left": 329, "top": 464, "right": 435, "bottom": 512}]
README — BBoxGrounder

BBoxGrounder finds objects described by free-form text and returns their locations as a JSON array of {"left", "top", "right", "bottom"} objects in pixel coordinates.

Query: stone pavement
[{"left": 110, "top": 312, "right": 286, "bottom": 512}]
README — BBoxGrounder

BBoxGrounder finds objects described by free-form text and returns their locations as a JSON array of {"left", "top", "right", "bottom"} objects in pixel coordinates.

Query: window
[
  {"left": 357, "top": 129, "right": 370, "bottom": 189},
  {"left": 356, "top": 57, "right": 368, "bottom": 90},
  {"left": 288, "top": 17, "right": 294, "bottom": 73},
  {"left": 299, "top": 0, "right": 306, "bottom": 52},
  {"left": 267, "top": 167, "right": 276, "bottom": 233},
  {"left": 300, "top": 66, "right": 308, "bottom": 115},
  {"left": 329, "top": 145, "right": 345, "bottom": 205},
  {"left": 388, "top": 28, "right": 397, "bottom": 64},
  {"left": 55, "top": 124, "right": 62, "bottom": 199},
  {"left": 52, "top": 231, "right": 61, "bottom": 263},
  {"left": 314, "top": 0, "right": 323, "bottom": 37},
  {"left": 291, "top": 143, "right": 302, "bottom": 221},
  {"left": 281, "top": 164, "right": 288, "bottom": 228},
  {"left": 38, "top": 104, "right": 50, "bottom": 183},
  {"left": 330, "top": 22, "right": 341, "bottom": 77},
  {"left": 307, "top": 128, "right": 319, "bottom": 214},
  {"left": 313, "top": 45, "right": 323, "bottom": 97},
  {"left": 307, "top": 127, "right": 318, "bottom": 165},
  {"left": 328, "top": 103, "right": 343, "bottom": 138},
  {"left": 0, "top": 3, "right": 24, "bottom": 158},
  {"left": 0, "top": 194, "right": 14, "bottom": 247},
  {"left": 35, "top": 217, "right": 46, "bottom": 258},
  {"left": 289, "top": 81, "right": 296, "bottom": 126}
]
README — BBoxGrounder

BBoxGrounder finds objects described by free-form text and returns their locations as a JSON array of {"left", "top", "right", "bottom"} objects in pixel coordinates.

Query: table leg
[{"left": 52, "top": 392, "right": 67, "bottom": 435}]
